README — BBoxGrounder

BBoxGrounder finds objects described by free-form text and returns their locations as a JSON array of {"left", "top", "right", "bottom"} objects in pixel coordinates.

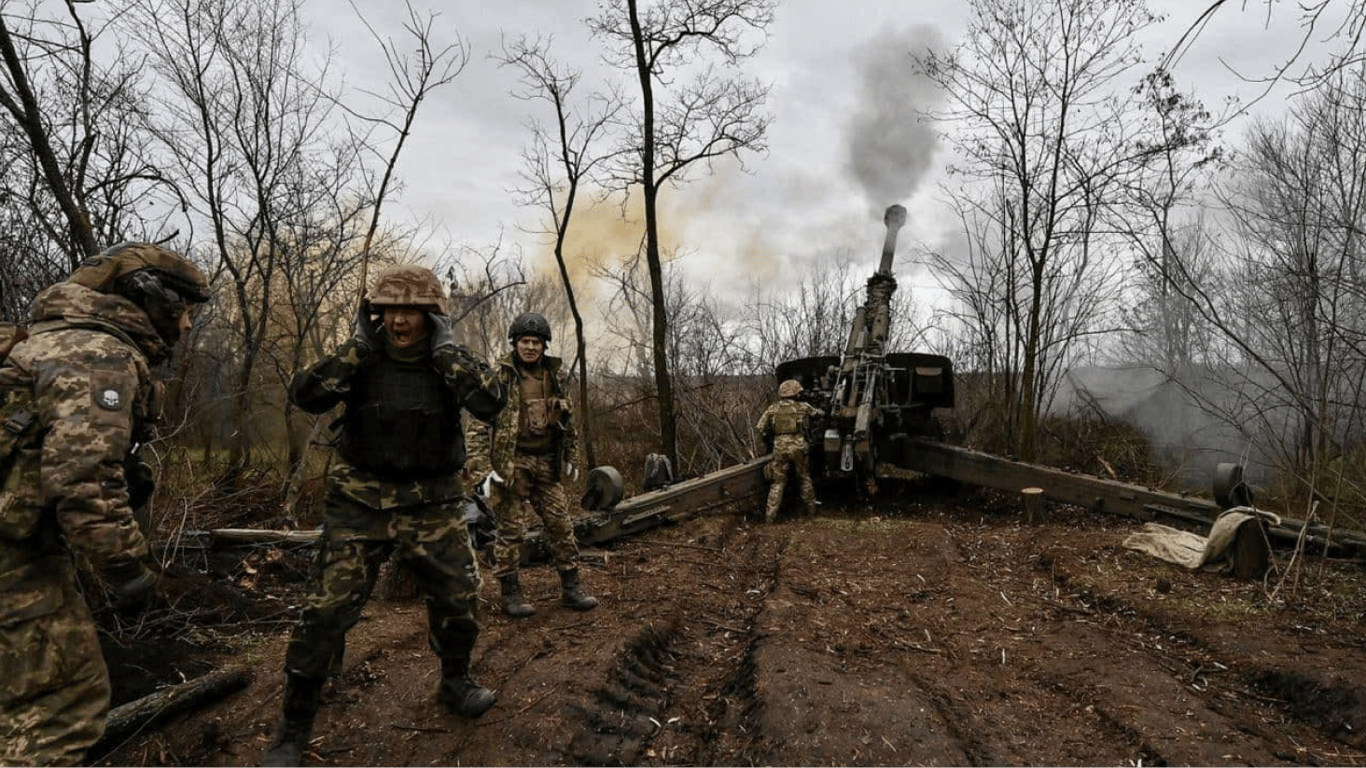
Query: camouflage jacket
[
  {"left": 290, "top": 334, "right": 505, "bottom": 514},
  {"left": 464, "top": 352, "right": 579, "bottom": 483},
  {"left": 0, "top": 282, "right": 164, "bottom": 579},
  {"left": 756, "top": 399, "right": 822, "bottom": 447}
]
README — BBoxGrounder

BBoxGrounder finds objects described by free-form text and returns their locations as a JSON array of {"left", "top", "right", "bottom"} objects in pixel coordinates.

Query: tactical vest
[
  {"left": 340, "top": 354, "right": 464, "bottom": 479},
  {"left": 515, "top": 365, "right": 561, "bottom": 455},
  {"left": 771, "top": 402, "right": 808, "bottom": 435}
]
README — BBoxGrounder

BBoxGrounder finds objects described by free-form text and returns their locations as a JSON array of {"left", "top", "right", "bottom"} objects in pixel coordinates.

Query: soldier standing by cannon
[{"left": 756, "top": 379, "right": 823, "bottom": 523}]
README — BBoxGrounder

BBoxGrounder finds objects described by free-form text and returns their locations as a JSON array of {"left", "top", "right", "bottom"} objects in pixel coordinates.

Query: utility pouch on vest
[
  {"left": 772, "top": 410, "right": 803, "bottom": 435},
  {"left": 522, "top": 397, "right": 562, "bottom": 436}
]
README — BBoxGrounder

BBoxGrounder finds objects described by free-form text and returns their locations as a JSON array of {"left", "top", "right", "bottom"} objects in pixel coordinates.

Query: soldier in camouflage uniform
[
  {"left": 465, "top": 312, "right": 597, "bottom": 618},
  {"left": 262, "top": 265, "right": 506, "bottom": 767},
  {"left": 0, "top": 243, "right": 210, "bottom": 766},
  {"left": 756, "top": 379, "right": 823, "bottom": 523}
]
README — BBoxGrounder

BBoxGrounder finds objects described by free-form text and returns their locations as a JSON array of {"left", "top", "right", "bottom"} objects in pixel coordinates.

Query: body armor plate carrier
[
  {"left": 772, "top": 405, "right": 806, "bottom": 435},
  {"left": 340, "top": 356, "right": 464, "bottom": 479}
]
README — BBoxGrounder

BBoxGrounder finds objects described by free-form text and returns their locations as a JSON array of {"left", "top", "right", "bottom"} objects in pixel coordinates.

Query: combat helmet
[
  {"left": 368, "top": 264, "right": 449, "bottom": 316},
  {"left": 508, "top": 312, "right": 551, "bottom": 345},
  {"left": 69, "top": 242, "right": 211, "bottom": 303},
  {"left": 69, "top": 242, "right": 211, "bottom": 348},
  {"left": 778, "top": 379, "right": 803, "bottom": 398}
]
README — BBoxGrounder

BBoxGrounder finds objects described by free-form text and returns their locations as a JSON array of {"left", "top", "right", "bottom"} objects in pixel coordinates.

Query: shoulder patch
[
  {"left": 97, "top": 387, "right": 123, "bottom": 410},
  {"left": 88, "top": 368, "right": 134, "bottom": 426}
]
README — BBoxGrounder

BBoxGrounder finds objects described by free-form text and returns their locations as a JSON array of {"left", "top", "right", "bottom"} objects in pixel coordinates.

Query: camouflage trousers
[
  {"left": 766, "top": 435, "right": 816, "bottom": 522},
  {"left": 283, "top": 492, "right": 483, "bottom": 684},
  {"left": 1, "top": 557, "right": 110, "bottom": 767},
  {"left": 489, "top": 452, "right": 580, "bottom": 577}
]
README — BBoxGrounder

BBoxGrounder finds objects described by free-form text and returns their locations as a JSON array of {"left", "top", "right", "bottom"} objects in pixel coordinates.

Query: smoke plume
[{"left": 844, "top": 25, "right": 945, "bottom": 210}]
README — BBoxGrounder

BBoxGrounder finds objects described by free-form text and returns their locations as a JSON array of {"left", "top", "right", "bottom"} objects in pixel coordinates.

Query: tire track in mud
[
  {"left": 956, "top": 520, "right": 1366, "bottom": 765},
  {"left": 560, "top": 515, "right": 786, "bottom": 766}
]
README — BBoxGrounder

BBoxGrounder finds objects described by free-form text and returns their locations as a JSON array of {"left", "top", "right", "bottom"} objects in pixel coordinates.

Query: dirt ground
[{"left": 93, "top": 480, "right": 1366, "bottom": 767}]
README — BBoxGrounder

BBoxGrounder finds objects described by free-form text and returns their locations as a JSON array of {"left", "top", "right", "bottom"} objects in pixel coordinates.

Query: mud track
[{"left": 100, "top": 491, "right": 1366, "bottom": 766}]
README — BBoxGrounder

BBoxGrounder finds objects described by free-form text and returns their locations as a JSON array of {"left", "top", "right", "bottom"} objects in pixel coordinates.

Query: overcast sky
[{"left": 313, "top": 0, "right": 1344, "bottom": 311}]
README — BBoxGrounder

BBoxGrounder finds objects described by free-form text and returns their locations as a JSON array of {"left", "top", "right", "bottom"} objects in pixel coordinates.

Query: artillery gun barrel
[
  {"left": 865, "top": 204, "right": 905, "bottom": 357},
  {"left": 878, "top": 204, "right": 908, "bottom": 274}
]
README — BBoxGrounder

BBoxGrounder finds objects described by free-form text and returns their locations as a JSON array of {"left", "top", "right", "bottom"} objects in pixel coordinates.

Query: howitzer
[{"left": 775, "top": 204, "right": 954, "bottom": 490}]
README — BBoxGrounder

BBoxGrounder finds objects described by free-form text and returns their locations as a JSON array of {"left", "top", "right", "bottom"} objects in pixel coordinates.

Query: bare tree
[
  {"left": 594, "top": 247, "right": 756, "bottom": 475},
  {"left": 1170, "top": 1, "right": 1366, "bottom": 94},
  {"left": 1113, "top": 71, "right": 1225, "bottom": 373},
  {"left": 587, "top": 0, "right": 775, "bottom": 470},
  {"left": 919, "top": 0, "right": 1160, "bottom": 459},
  {"left": 441, "top": 237, "right": 531, "bottom": 360},
  {"left": 741, "top": 250, "right": 863, "bottom": 372},
  {"left": 497, "top": 33, "right": 624, "bottom": 468},
  {"left": 340, "top": 0, "right": 469, "bottom": 296},
  {"left": 1211, "top": 71, "right": 1366, "bottom": 510},
  {"left": 127, "top": 0, "right": 351, "bottom": 472},
  {"left": 1, "top": 0, "right": 184, "bottom": 300}
]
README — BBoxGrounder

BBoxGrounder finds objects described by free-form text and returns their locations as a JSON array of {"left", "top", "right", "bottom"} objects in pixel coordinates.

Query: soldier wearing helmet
[
  {"left": 465, "top": 311, "right": 598, "bottom": 618},
  {"left": 755, "top": 378, "right": 823, "bottom": 523},
  {"left": 0, "top": 242, "right": 210, "bottom": 765},
  {"left": 264, "top": 264, "right": 507, "bottom": 766}
]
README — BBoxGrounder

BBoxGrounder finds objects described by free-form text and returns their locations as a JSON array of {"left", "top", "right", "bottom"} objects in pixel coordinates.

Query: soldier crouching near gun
[
  {"left": 756, "top": 379, "right": 823, "bottom": 524},
  {"left": 261, "top": 265, "right": 506, "bottom": 767},
  {"left": 1, "top": 243, "right": 210, "bottom": 766},
  {"left": 465, "top": 312, "right": 597, "bottom": 618}
]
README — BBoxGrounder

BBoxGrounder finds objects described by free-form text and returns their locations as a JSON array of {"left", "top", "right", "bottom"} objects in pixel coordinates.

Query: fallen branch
[
  {"left": 891, "top": 640, "right": 943, "bottom": 654},
  {"left": 629, "top": 539, "right": 722, "bottom": 553},
  {"left": 180, "top": 528, "right": 322, "bottom": 547},
  {"left": 95, "top": 666, "right": 252, "bottom": 753}
]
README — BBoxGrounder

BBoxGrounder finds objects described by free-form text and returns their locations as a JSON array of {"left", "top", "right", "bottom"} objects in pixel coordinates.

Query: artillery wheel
[
  {"left": 581, "top": 465, "right": 625, "bottom": 511},
  {"left": 1213, "top": 462, "right": 1254, "bottom": 509}
]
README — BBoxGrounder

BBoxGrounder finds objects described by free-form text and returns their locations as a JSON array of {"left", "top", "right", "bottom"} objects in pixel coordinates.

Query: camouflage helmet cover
[
  {"left": 778, "top": 379, "right": 803, "bottom": 398},
  {"left": 69, "top": 242, "right": 211, "bottom": 303},
  {"left": 368, "top": 264, "right": 449, "bottom": 315},
  {"left": 508, "top": 311, "right": 551, "bottom": 344}
]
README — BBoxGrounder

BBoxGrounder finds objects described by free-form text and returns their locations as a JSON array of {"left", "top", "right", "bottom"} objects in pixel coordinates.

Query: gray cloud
[{"left": 844, "top": 25, "right": 945, "bottom": 212}]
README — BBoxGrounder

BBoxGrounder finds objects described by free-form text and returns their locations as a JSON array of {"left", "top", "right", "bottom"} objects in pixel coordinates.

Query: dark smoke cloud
[{"left": 844, "top": 25, "right": 945, "bottom": 211}]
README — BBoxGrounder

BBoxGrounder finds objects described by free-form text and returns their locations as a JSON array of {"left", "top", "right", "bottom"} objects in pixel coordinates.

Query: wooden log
[
  {"left": 212, "top": 528, "right": 321, "bottom": 545},
  {"left": 177, "top": 528, "right": 322, "bottom": 547},
  {"left": 95, "top": 666, "right": 252, "bottom": 752}
]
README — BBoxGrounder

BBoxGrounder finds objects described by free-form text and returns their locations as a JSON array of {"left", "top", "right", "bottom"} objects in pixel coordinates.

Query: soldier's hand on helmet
[
  {"left": 427, "top": 312, "right": 456, "bottom": 355},
  {"left": 563, "top": 461, "right": 580, "bottom": 482},
  {"left": 348, "top": 302, "right": 382, "bottom": 358}
]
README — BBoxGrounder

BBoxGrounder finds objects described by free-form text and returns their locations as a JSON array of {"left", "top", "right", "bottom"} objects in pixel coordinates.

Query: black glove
[
  {"left": 125, "top": 453, "right": 156, "bottom": 512},
  {"left": 347, "top": 302, "right": 382, "bottom": 358},
  {"left": 105, "top": 559, "right": 158, "bottom": 613},
  {"left": 428, "top": 312, "right": 456, "bottom": 356}
]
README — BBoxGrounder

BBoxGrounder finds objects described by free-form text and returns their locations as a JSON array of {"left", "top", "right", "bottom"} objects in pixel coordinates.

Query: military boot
[
  {"left": 559, "top": 568, "right": 598, "bottom": 611},
  {"left": 261, "top": 674, "right": 324, "bottom": 767},
  {"left": 437, "top": 657, "right": 496, "bottom": 718},
  {"left": 498, "top": 573, "right": 536, "bottom": 618}
]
